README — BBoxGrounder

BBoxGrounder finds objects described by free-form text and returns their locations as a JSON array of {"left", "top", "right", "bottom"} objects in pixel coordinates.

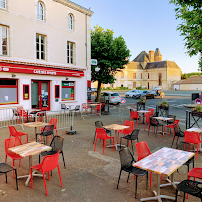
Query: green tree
[
  {"left": 91, "top": 25, "right": 130, "bottom": 102},
  {"left": 170, "top": 0, "right": 202, "bottom": 71},
  {"left": 181, "top": 73, "right": 188, "bottom": 79}
]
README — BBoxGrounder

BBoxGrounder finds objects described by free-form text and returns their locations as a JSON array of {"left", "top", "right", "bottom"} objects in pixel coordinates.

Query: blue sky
[{"left": 74, "top": 0, "right": 199, "bottom": 73}]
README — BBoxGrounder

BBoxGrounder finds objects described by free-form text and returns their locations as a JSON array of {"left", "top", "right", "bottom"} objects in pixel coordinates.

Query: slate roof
[
  {"left": 132, "top": 51, "right": 149, "bottom": 62},
  {"left": 174, "top": 76, "right": 202, "bottom": 85},
  {"left": 146, "top": 61, "right": 180, "bottom": 69}
]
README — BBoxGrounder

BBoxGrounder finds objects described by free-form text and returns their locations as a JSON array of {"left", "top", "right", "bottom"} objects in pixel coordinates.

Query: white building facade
[{"left": 0, "top": 0, "right": 93, "bottom": 111}]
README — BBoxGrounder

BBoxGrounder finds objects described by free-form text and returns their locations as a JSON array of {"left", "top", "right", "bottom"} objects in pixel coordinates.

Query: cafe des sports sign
[{"left": 0, "top": 63, "right": 84, "bottom": 77}]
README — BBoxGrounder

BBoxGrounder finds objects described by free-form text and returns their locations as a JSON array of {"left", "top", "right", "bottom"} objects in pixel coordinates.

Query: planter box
[
  {"left": 191, "top": 111, "right": 202, "bottom": 117},
  {"left": 159, "top": 105, "right": 169, "bottom": 110},
  {"left": 137, "top": 102, "right": 146, "bottom": 105}
]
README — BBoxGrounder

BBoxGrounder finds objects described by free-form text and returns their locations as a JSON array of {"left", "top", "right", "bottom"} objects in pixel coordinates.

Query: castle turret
[{"left": 154, "top": 48, "right": 162, "bottom": 61}]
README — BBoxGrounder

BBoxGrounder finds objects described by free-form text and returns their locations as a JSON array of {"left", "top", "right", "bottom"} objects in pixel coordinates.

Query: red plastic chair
[
  {"left": 135, "top": 141, "right": 152, "bottom": 187},
  {"left": 18, "top": 108, "right": 32, "bottom": 123},
  {"left": 163, "top": 119, "right": 180, "bottom": 137},
  {"left": 147, "top": 109, "right": 154, "bottom": 116},
  {"left": 41, "top": 118, "right": 58, "bottom": 136},
  {"left": 187, "top": 168, "right": 202, "bottom": 199},
  {"left": 30, "top": 152, "right": 63, "bottom": 196},
  {"left": 144, "top": 114, "right": 151, "bottom": 131},
  {"left": 94, "top": 127, "right": 114, "bottom": 155},
  {"left": 5, "top": 137, "right": 23, "bottom": 178},
  {"left": 184, "top": 131, "right": 202, "bottom": 160},
  {"left": 82, "top": 103, "right": 90, "bottom": 112},
  {"left": 130, "top": 111, "right": 141, "bottom": 126},
  {"left": 8, "top": 125, "right": 28, "bottom": 143},
  {"left": 118, "top": 120, "right": 134, "bottom": 145}
]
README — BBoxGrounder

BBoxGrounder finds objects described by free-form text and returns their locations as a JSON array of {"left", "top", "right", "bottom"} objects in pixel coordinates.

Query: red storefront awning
[{"left": 0, "top": 62, "right": 84, "bottom": 77}]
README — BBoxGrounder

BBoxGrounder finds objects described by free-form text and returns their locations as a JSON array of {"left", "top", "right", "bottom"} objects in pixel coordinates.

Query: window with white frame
[
  {"left": 0, "top": 25, "right": 8, "bottom": 55},
  {"left": 0, "top": 0, "right": 6, "bottom": 9},
  {"left": 68, "top": 14, "right": 74, "bottom": 30},
  {"left": 36, "top": 34, "right": 46, "bottom": 60},
  {"left": 37, "top": 1, "right": 44, "bottom": 21},
  {"left": 67, "top": 41, "right": 75, "bottom": 64}
]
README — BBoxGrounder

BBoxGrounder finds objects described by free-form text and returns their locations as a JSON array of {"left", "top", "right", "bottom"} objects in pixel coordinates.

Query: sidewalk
[{"left": 0, "top": 111, "right": 201, "bottom": 202}]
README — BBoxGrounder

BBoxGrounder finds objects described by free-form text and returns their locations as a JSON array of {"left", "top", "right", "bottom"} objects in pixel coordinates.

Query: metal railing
[{"left": 0, "top": 108, "right": 74, "bottom": 131}]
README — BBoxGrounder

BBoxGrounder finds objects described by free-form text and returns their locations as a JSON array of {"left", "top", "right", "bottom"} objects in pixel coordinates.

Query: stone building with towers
[{"left": 104, "top": 48, "right": 181, "bottom": 90}]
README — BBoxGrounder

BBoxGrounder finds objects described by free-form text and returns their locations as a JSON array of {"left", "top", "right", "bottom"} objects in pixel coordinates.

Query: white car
[
  {"left": 100, "top": 92, "right": 121, "bottom": 104},
  {"left": 125, "top": 90, "right": 142, "bottom": 98}
]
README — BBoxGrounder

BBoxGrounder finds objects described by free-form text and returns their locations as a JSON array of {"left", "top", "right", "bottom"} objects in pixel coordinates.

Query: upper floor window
[
  {"left": 36, "top": 34, "right": 46, "bottom": 60},
  {"left": 0, "top": 0, "right": 6, "bottom": 9},
  {"left": 68, "top": 14, "right": 74, "bottom": 30},
  {"left": 141, "top": 73, "right": 142, "bottom": 79},
  {"left": 37, "top": 1, "right": 44, "bottom": 21},
  {"left": 0, "top": 25, "right": 8, "bottom": 56},
  {"left": 121, "top": 72, "right": 124, "bottom": 78},
  {"left": 148, "top": 73, "right": 150, "bottom": 79},
  {"left": 67, "top": 41, "right": 75, "bottom": 64},
  {"left": 133, "top": 73, "right": 136, "bottom": 79}
]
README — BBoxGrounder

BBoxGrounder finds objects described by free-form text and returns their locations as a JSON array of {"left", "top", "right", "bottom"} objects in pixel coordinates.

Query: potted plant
[
  {"left": 191, "top": 105, "right": 202, "bottom": 117},
  {"left": 159, "top": 100, "right": 169, "bottom": 110},
  {"left": 138, "top": 97, "right": 147, "bottom": 105}
]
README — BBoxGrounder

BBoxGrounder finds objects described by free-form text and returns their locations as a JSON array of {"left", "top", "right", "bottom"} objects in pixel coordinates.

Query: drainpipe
[{"left": 86, "top": 14, "right": 88, "bottom": 68}]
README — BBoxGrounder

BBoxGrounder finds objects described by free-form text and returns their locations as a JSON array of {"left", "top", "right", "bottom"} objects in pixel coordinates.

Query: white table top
[{"left": 186, "top": 127, "right": 202, "bottom": 133}]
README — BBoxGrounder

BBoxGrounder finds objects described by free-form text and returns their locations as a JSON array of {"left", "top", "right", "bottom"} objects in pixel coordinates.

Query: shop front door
[{"left": 31, "top": 80, "right": 50, "bottom": 110}]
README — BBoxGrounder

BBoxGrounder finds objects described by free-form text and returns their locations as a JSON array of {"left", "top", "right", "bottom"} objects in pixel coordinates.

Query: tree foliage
[
  {"left": 91, "top": 25, "right": 130, "bottom": 101},
  {"left": 170, "top": 0, "right": 202, "bottom": 71}
]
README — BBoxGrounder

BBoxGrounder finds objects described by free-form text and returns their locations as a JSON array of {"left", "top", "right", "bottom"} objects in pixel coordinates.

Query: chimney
[{"left": 149, "top": 51, "right": 154, "bottom": 62}]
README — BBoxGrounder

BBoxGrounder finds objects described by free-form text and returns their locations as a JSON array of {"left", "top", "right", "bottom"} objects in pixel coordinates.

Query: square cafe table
[
  {"left": 152, "top": 117, "right": 174, "bottom": 135},
  {"left": 103, "top": 124, "right": 130, "bottom": 150},
  {"left": 137, "top": 110, "right": 149, "bottom": 123},
  {"left": 133, "top": 147, "right": 195, "bottom": 201},
  {"left": 9, "top": 142, "right": 52, "bottom": 186},
  {"left": 22, "top": 121, "right": 48, "bottom": 135}
]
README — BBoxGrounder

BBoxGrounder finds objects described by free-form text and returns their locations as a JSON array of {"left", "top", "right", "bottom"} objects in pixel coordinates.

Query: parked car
[
  {"left": 133, "top": 90, "right": 148, "bottom": 99},
  {"left": 125, "top": 90, "right": 142, "bottom": 98},
  {"left": 145, "top": 90, "right": 156, "bottom": 99},
  {"left": 97, "top": 92, "right": 121, "bottom": 104}
]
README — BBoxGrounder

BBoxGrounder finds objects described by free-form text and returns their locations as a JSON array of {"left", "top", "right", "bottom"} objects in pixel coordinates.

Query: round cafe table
[{"left": 183, "top": 104, "right": 196, "bottom": 109}]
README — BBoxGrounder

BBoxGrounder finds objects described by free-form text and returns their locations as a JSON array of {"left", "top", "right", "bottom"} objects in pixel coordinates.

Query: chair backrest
[
  {"left": 167, "top": 115, "right": 176, "bottom": 124},
  {"left": 135, "top": 141, "right": 151, "bottom": 161},
  {"left": 131, "top": 129, "right": 140, "bottom": 140},
  {"left": 82, "top": 103, "right": 87, "bottom": 109},
  {"left": 145, "top": 113, "right": 151, "bottom": 123},
  {"left": 148, "top": 109, "right": 154, "bottom": 116},
  {"left": 49, "top": 118, "right": 58, "bottom": 130},
  {"left": 184, "top": 131, "right": 200, "bottom": 144},
  {"left": 40, "top": 151, "right": 60, "bottom": 172},
  {"left": 8, "top": 125, "right": 18, "bottom": 137},
  {"left": 95, "top": 121, "right": 103, "bottom": 128},
  {"left": 75, "top": 105, "right": 80, "bottom": 110},
  {"left": 50, "top": 136, "right": 64, "bottom": 152},
  {"left": 5, "top": 137, "right": 22, "bottom": 156},
  {"left": 119, "top": 147, "right": 135, "bottom": 169},
  {"left": 130, "top": 111, "right": 139, "bottom": 118},
  {"left": 172, "top": 119, "right": 180, "bottom": 125},
  {"left": 95, "top": 127, "right": 107, "bottom": 139},
  {"left": 42, "top": 125, "right": 54, "bottom": 136},
  {"left": 123, "top": 120, "right": 134, "bottom": 133},
  {"left": 173, "top": 124, "right": 183, "bottom": 136}
]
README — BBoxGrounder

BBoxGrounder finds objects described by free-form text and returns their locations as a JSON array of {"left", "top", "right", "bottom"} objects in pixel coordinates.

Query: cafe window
[
  {"left": 23, "top": 85, "right": 29, "bottom": 100},
  {"left": 0, "top": 79, "right": 18, "bottom": 104},
  {"left": 55, "top": 85, "right": 60, "bottom": 98},
  {"left": 61, "top": 81, "right": 74, "bottom": 100}
]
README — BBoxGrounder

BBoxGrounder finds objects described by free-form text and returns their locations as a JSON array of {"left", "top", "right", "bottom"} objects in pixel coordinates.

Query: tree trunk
[{"left": 96, "top": 81, "right": 102, "bottom": 102}]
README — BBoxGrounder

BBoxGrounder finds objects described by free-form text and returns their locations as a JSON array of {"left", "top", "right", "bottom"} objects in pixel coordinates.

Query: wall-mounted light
[
  {"left": 95, "top": 67, "right": 100, "bottom": 72},
  {"left": 11, "top": 73, "right": 16, "bottom": 78},
  {"left": 66, "top": 77, "right": 69, "bottom": 80}
]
